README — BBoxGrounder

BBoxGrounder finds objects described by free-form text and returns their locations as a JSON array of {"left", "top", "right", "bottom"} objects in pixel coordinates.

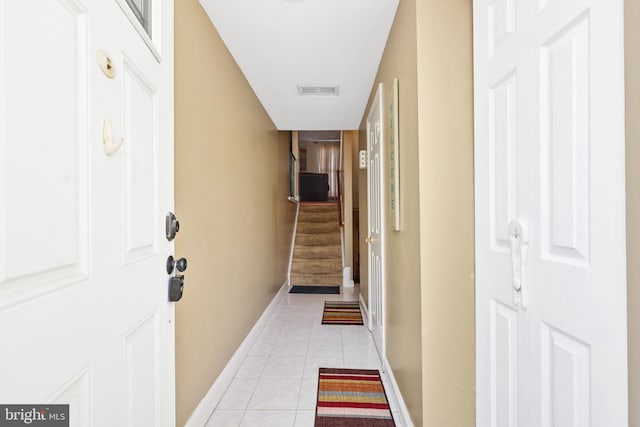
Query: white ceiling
[{"left": 198, "top": 0, "right": 399, "bottom": 131}]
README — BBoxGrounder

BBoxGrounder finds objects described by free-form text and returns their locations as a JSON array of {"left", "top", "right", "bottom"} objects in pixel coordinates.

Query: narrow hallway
[{"left": 204, "top": 288, "right": 404, "bottom": 427}]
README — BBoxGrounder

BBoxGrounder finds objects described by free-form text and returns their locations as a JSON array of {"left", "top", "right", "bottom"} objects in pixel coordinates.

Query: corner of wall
[{"left": 625, "top": 1, "right": 640, "bottom": 424}]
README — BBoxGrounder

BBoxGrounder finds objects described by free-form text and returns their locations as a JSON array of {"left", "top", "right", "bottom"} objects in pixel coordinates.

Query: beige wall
[
  {"left": 359, "top": 0, "right": 475, "bottom": 424},
  {"left": 351, "top": 131, "right": 360, "bottom": 207},
  {"left": 350, "top": 131, "right": 361, "bottom": 280},
  {"left": 174, "top": 1, "right": 296, "bottom": 424},
  {"left": 626, "top": 0, "right": 640, "bottom": 424},
  {"left": 342, "top": 131, "right": 355, "bottom": 274},
  {"left": 359, "top": 0, "right": 423, "bottom": 423},
  {"left": 416, "top": 0, "right": 475, "bottom": 425}
]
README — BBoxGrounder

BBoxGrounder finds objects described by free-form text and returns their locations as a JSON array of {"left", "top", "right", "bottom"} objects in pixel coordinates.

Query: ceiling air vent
[{"left": 297, "top": 85, "right": 340, "bottom": 96}]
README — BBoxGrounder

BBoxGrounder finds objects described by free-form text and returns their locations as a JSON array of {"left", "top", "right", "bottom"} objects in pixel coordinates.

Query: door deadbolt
[{"left": 166, "top": 212, "right": 180, "bottom": 241}]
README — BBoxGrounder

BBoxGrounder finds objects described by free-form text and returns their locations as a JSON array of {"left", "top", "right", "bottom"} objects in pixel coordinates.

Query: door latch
[
  {"left": 508, "top": 219, "right": 530, "bottom": 309},
  {"left": 168, "top": 275, "right": 184, "bottom": 302}
]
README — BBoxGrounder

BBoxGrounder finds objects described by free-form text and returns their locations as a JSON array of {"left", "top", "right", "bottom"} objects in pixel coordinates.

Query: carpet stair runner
[{"left": 290, "top": 203, "right": 343, "bottom": 287}]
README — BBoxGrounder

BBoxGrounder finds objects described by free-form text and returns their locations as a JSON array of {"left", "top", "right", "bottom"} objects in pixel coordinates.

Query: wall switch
[{"left": 359, "top": 150, "right": 367, "bottom": 169}]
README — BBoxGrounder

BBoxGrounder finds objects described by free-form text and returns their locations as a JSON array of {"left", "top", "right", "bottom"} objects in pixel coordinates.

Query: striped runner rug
[
  {"left": 315, "top": 368, "right": 395, "bottom": 426},
  {"left": 322, "top": 301, "right": 363, "bottom": 325}
]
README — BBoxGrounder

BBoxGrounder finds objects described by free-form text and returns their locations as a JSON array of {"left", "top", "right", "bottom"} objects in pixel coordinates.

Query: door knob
[
  {"left": 175, "top": 257, "right": 187, "bottom": 272},
  {"left": 365, "top": 237, "right": 372, "bottom": 244},
  {"left": 166, "top": 256, "right": 188, "bottom": 274}
]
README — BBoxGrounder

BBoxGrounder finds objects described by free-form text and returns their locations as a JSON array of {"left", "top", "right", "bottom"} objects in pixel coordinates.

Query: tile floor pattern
[{"left": 205, "top": 288, "right": 404, "bottom": 427}]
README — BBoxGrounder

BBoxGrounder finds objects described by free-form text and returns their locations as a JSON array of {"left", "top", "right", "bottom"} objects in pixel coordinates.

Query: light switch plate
[{"left": 359, "top": 150, "right": 367, "bottom": 169}]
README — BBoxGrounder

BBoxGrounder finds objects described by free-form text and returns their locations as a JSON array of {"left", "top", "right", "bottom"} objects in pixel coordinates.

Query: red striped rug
[
  {"left": 315, "top": 368, "right": 395, "bottom": 426},
  {"left": 322, "top": 301, "right": 363, "bottom": 325}
]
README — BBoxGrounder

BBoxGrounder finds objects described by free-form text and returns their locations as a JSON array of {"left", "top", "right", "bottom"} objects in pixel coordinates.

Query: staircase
[{"left": 290, "top": 203, "right": 343, "bottom": 287}]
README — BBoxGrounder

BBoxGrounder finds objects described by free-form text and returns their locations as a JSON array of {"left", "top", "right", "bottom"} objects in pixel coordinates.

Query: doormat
[
  {"left": 322, "top": 301, "right": 363, "bottom": 325},
  {"left": 315, "top": 368, "right": 395, "bottom": 426},
  {"left": 289, "top": 286, "right": 340, "bottom": 294}
]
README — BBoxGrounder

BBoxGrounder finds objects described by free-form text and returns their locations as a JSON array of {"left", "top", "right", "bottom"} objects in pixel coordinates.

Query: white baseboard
[
  {"left": 184, "top": 282, "right": 288, "bottom": 427},
  {"left": 359, "top": 294, "right": 369, "bottom": 329},
  {"left": 383, "top": 357, "right": 414, "bottom": 427},
  {"left": 357, "top": 295, "right": 412, "bottom": 425}
]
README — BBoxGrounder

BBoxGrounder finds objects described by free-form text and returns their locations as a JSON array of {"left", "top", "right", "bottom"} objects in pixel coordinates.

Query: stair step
[
  {"left": 299, "top": 203, "right": 338, "bottom": 213},
  {"left": 291, "top": 258, "right": 342, "bottom": 274},
  {"left": 296, "top": 222, "right": 340, "bottom": 234},
  {"left": 298, "top": 212, "right": 338, "bottom": 223},
  {"left": 293, "top": 245, "right": 341, "bottom": 259},
  {"left": 290, "top": 273, "right": 343, "bottom": 286},
  {"left": 295, "top": 233, "right": 341, "bottom": 246}
]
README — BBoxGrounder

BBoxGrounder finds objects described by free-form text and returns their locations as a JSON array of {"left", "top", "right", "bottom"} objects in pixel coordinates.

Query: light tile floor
[{"left": 205, "top": 287, "right": 405, "bottom": 427}]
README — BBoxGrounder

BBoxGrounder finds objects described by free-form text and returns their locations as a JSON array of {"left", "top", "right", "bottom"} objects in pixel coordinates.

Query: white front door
[
  {"left": 474, "top": 0, "right": 628, "bottom": 426},
  {"left": 366, "top": 84, "right": 385, "bottom": 361},
  {"left": 0, "top": 1, "right": 176, "bottom": 425}
]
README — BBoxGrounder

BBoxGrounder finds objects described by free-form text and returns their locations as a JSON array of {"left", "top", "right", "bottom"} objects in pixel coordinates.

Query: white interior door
[
  {"left": 0, "top": 1, "right": 175, "bottom": 425},
  {"left": 366, "top": 84, "right": 385, "bottom": 361},
  {"left": 474, "top": 0, "right": 628, "bottom": 426}
]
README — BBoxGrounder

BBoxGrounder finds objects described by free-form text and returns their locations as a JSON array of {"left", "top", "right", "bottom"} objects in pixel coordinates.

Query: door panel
[
  {"left": 50, "top": 369, "right": 92, "bottom": 426},
  {"left": 539, "top": 13, "right": 590, "bottom": 265},
  {"left": 122, "top": 57, "right": 158, "bottom": 263},
  {"left": 539, "top": 324, "right": 590, "bottom": 427},
  {"left": 489, "top": 71, "right": 517, "bottom": 252},
  {"left": 489, "top": 299, "right": 518, "bottom": 427},
  {"left": 0, "top": 0, "right": 90, "bottom": 308},
  {"left": 125, "top": 312, "right": 158, "bottom": 427},
  {"left": 488, "top": 0, "right": 516, "bottom": 58}
]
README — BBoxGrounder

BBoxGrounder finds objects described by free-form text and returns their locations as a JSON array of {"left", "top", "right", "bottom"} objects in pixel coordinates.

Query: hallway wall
[
  {"left": 416, "top": 0, "right": 475, "bottom": 424},
  {"left": 359, "top": 0, "right": 422, "bottom": 423},
  {"left": 359, "top": 0, "right": 474, "bottom": 425},
  {"left": 342, "top": 131, "right": 356, "bottom": 276},
  {"left": 174, "top": 1, "right": 296, "bottom": 424}
]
